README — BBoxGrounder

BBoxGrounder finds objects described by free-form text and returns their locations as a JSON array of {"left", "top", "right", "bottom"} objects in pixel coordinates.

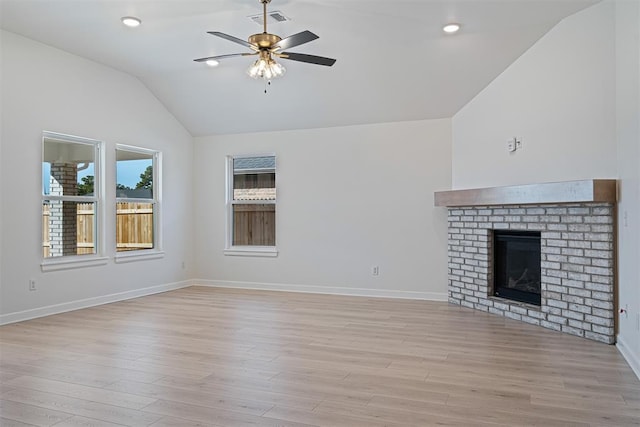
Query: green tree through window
[
  {"left": 77, "top": 175, "right": 94, "bottom": 196},
  {"left": 136, "top": 166, "right": 152, "bottom": 190},
  {"left": 79, "top": 168, "right": 150, "bottom": 195}
]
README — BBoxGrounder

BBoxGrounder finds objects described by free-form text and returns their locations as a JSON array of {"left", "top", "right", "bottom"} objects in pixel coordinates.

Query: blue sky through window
[
  {"left": 43, "top": 160, "right": 150, "bottom": 194},
  {"left": 117, "top": 159, "right": 152, "bottom": 188}
]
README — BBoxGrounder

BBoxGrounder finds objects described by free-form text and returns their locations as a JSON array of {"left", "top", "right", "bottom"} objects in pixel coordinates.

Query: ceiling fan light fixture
[
  {"left": 247, "top": 55, "right": 285, "bottom": 80},
  {"left": 443, "top": 23, "right": 461, "bottom": 34},
  {"left": 205, "top": 59, "right": 220, "bottom": 67},
  {"left": 121, "top": 16, "right": 142, "bottom": 28}
]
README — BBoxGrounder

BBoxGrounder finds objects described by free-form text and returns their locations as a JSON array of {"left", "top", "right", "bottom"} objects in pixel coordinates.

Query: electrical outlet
[
  {"left": 29, "top": 279, "right": 36, "bottom": 291},
  {"left": 621, "top": 304, "right": 629, "bottom": 318},
  {"left": 372, "top": 266, "right": 379, "bottom": 276}
]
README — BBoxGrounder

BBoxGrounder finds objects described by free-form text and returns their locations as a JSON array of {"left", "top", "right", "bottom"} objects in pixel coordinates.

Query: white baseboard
[
  {"left": 616, "top": 334, "right": 640, "bottom": 381},
  {"left": 0, "top": 280, "right": 194, "bottom": 326},
  {"left": 194, "top": 279, "right": 448, "bottom": 301}
]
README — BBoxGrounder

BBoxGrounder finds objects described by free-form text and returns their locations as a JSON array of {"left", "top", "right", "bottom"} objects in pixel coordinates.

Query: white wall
[
  {"left": 452, "top": 2, "right": 616, "bottom": 189},
  {"left": 452, "top": 0, "right": 640, "bottom": 376},
  {"left": 615, "top": 0, "right": 640, "bottom": 378},
  {"left": 0, "top": 31, "right": 194, "bottom": 321},
  {"left": 193, "top": 119, "right": 451, "bottom": 299}
]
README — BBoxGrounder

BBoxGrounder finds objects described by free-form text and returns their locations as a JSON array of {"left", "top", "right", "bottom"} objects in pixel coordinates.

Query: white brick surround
[{"left": 447, "top": 203, "right": 616, "bottom": 344}]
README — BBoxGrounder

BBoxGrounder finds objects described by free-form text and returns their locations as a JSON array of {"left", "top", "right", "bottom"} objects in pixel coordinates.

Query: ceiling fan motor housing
[{"left": 248, "top": 33, "right": 282, "bottom": 49}]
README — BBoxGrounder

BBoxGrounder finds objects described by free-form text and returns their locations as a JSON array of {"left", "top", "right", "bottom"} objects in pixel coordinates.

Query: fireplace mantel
[{"left": 434, "top": 179, "right": 617, "bottom": 207}]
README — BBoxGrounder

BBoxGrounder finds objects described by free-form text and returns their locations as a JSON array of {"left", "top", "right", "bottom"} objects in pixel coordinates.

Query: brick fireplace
[{"left": 435, "top": 180, "right": 617, "bottom": 344}]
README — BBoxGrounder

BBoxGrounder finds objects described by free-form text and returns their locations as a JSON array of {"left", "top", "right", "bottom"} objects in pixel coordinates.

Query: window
[
  {"left": 225, "top": 155, "right": 277, "bottom": 256},
  {"left": 42, "top": 131, "right": 106, "bottom": 270},
  {"left": 115, "top": 145, "right": 162, "bottom": 261}
]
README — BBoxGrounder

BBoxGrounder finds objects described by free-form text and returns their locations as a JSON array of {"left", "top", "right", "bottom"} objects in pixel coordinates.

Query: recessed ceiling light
[
  {"left": 205, "top": 59, "right": 220, "bottom": 67},
  {"left": 443, "top": 23, "right": 461, "bottom": 34},
  {"left": 121, "top": 16, "right": 142, "bottom": 28}
]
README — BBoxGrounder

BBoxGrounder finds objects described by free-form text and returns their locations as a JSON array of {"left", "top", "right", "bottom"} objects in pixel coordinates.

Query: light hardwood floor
[{"left": 1, "top": 286, "right": 639, "bottom": 426}]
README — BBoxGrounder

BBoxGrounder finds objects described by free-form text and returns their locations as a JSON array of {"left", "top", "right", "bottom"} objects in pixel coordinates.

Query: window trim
[
  {"left": 41, "top": 131, "right": 106, "bottom": 271},
  {"left": 114, "top": 144, "right": 163, "bottom": 262},
  {"left": 224, "top": 154, "right": 278, "bottom": 257}
]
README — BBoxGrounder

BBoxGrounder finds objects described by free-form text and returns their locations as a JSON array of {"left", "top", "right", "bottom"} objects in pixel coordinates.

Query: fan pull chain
[{"left": 264, "top": 80, "right": 271, "bottom": 94}]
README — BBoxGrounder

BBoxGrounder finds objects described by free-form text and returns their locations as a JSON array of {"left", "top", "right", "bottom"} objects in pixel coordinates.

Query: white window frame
[
  {"left": 41, "top": 131, "right": 108, "bottom": 271},
  {"left": 224, "top": 154, "right": 278, "bottom": 257},
  {"left": 114, "top": 144, "right": 163, "bottom": 263}
]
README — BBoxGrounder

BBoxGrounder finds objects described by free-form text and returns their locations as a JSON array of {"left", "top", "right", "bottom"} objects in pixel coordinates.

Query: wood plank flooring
[{"left": 1, "top": 286, "right": 639, "bottom": 426}]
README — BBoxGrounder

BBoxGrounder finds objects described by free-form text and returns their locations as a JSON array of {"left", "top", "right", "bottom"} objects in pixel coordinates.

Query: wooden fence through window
[
  {"left": 233, "top": 204, "right": 275, "bottom": 246},
  {"left": 42, "top": 202, "right": 154, "bottom": 257}
]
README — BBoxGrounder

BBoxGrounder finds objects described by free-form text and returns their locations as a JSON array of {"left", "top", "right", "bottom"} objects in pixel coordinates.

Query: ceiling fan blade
[
  {"left": 272, "top": 30, "right": 319, "bottom": 51},
  {"left": 278, "top": 52, "right": 336, "bottom": 67},
  {"left": 208, "top": 31, "right": 258, "bottom": 50},
  {"left": 194, "top": 52, "right": 258, "bottom": 63}
]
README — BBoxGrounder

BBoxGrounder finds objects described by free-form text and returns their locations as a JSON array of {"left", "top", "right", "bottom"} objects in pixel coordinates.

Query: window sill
[
  {"left": 114, "top": 250, "right": 165, "bottom": 264},
  {"left": 224, "top": 247, "right": 278, "bottom": 257},
  {"left": 41, "top": 256, "right": 109, "bottom": 272}
]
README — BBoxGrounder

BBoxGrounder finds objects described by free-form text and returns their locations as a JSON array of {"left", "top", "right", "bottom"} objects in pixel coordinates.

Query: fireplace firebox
[{"left": 493, "top": 230, "right": 541, "bottom": 306}]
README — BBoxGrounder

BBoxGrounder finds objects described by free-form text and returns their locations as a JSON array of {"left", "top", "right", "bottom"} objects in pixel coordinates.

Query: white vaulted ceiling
[{"left": 0, "top": 0, "right": 597, "bottom": 136}]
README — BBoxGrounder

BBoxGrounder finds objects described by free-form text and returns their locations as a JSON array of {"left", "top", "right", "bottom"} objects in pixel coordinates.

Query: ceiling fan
[{"left": 194, "top": 0, "right": 336, "bottom": 81}]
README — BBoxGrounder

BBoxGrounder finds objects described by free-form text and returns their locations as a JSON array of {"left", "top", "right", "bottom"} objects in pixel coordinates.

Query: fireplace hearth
[{"left": 493, "top": 230, "right": 541, "bottom": 305}]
